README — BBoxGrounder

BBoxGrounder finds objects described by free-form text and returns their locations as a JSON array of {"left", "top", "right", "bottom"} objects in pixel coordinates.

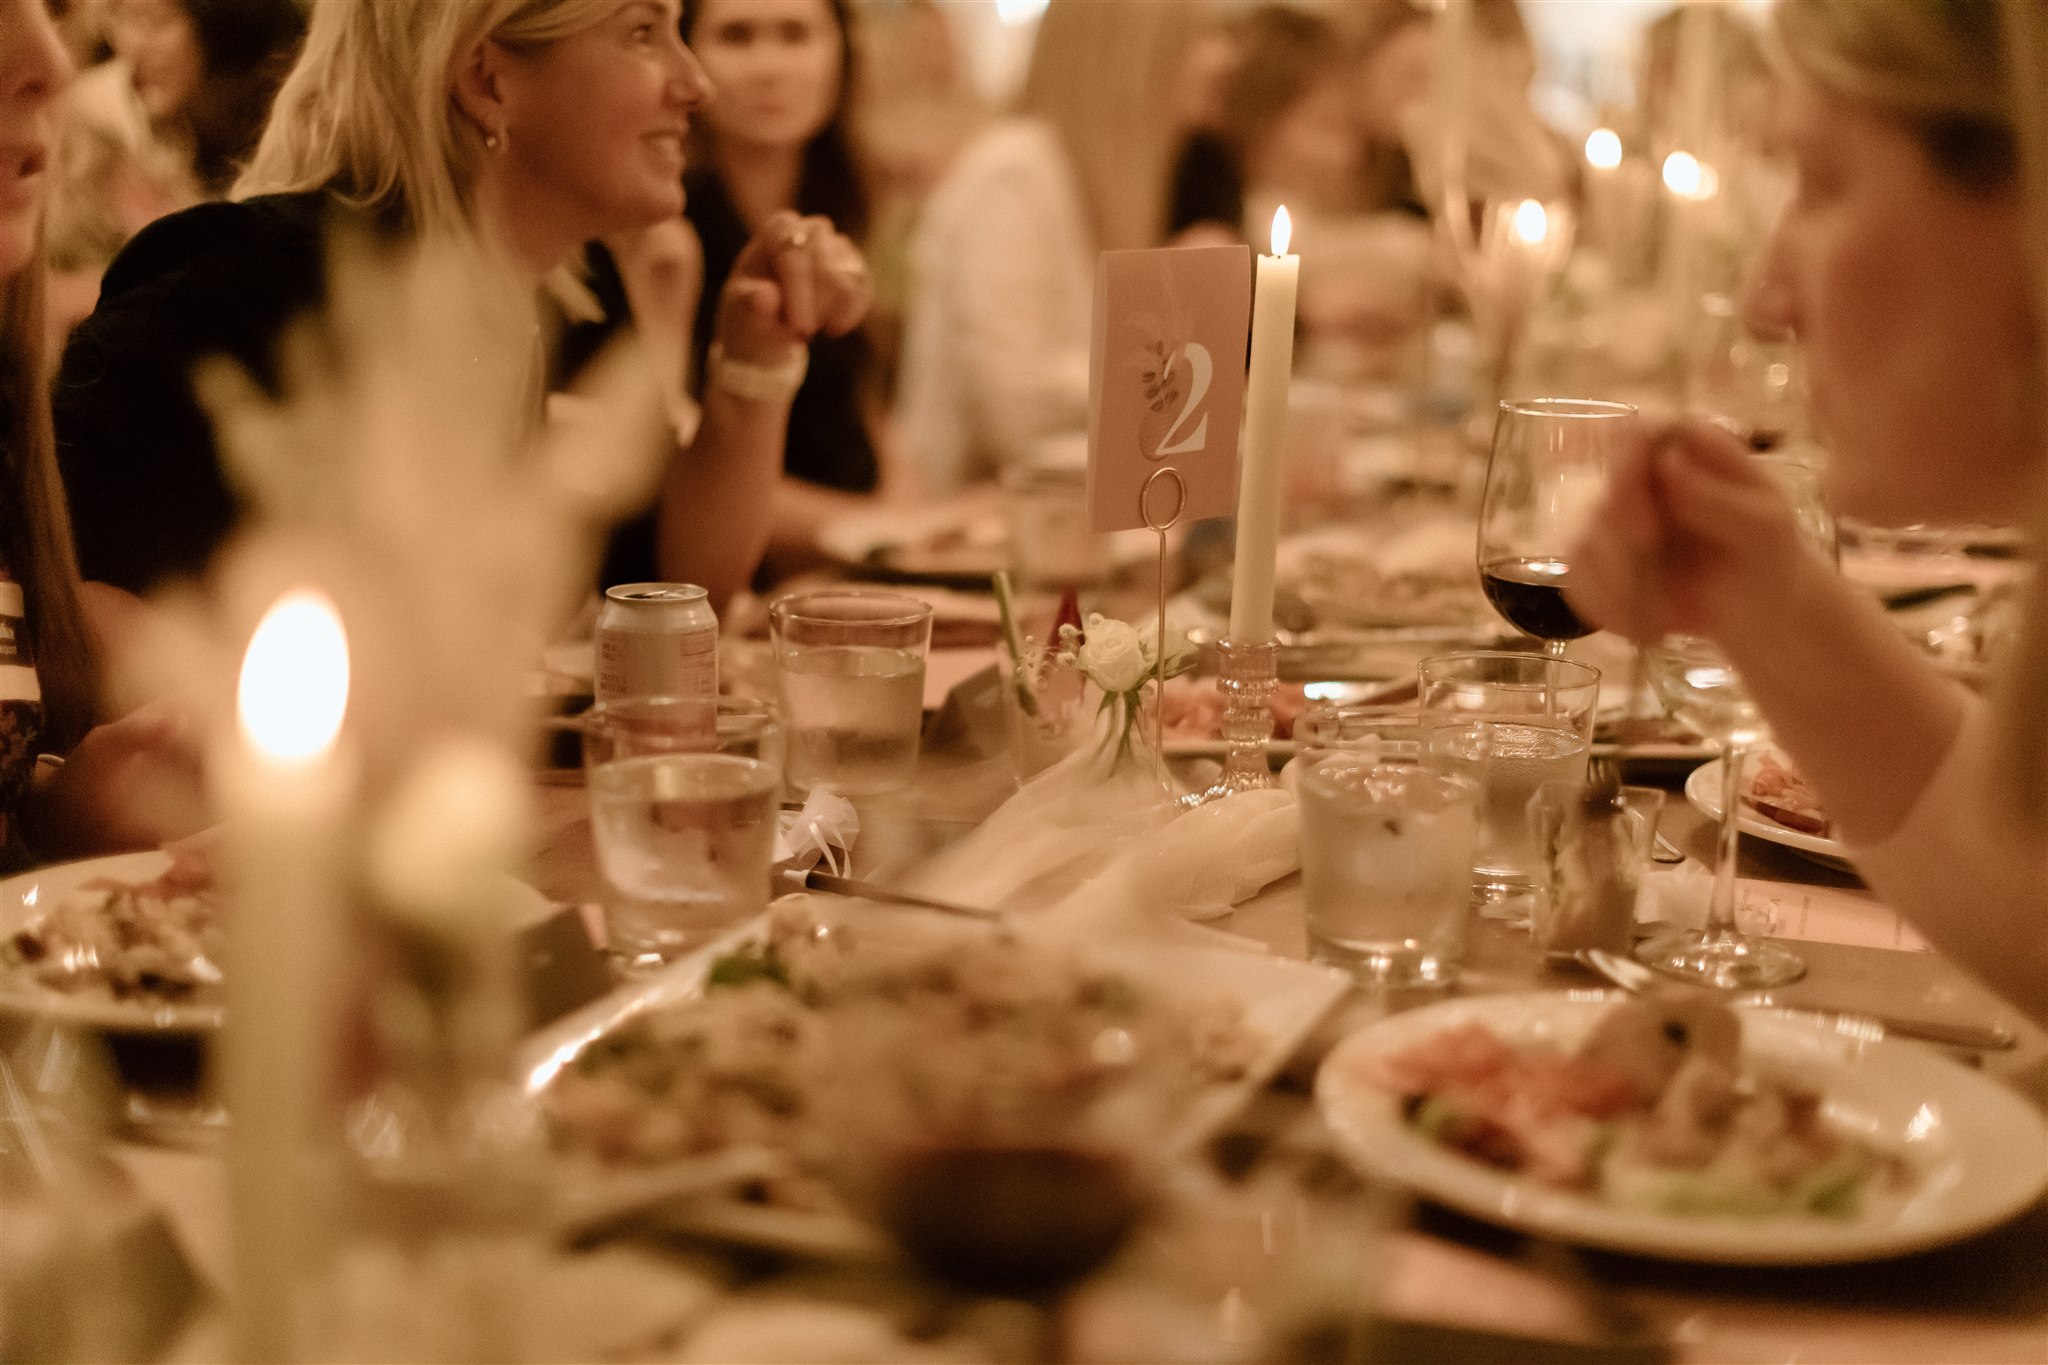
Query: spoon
[{"left": 1576, "top": 948, "right": 2016, "bottom": 1051}]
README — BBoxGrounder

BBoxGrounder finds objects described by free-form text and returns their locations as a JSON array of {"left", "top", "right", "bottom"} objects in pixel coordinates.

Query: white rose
[{"left": 1080, "top": 617, "right": 1150, "bottom": 693}]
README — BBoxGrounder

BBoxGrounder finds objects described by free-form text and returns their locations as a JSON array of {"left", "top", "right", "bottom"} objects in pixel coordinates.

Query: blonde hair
[
  {"left": 1016, "top": 0, "right": 1201, "bottom": 253},
  {"left": 235, "top": 0, "right": 625, "bottom": 244},
  {"left": 1773, "top": 0, "right": 2007, "bottom": 125},
  {"left": 1777, "top": 0, "right": 2048, "bottom": 828}
]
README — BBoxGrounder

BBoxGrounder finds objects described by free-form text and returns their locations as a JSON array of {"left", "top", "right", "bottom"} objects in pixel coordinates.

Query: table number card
[{"left": 1086, "top": 244, "right": 1251, "bottom": 532}]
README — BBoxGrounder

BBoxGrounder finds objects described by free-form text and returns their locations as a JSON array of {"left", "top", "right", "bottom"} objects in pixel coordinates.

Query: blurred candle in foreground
[
  {"left": 1230, "top": 207, "right": 1299, "bottom": 642},
  {"left": 221, "top": 587, "right": 355, "bottom": 1364}
]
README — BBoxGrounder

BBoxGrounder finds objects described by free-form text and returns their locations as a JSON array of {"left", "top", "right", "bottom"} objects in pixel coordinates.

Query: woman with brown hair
[
  {"left": 659, "top": 0, "right": 910, "bottom": 570},
  {"left": 894, "top": 0, "right": 1199, "bottom": 494},
  {"left": 1568, "top": 0, "right": 2048, "bottom": 1024}
]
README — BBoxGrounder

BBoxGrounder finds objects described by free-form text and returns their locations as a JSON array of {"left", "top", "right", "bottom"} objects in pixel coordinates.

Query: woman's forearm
[
  {"left": 654, "top": 388, "right": 788, "bottom": 612},
  {"left": 1717, "top": 549, "right": 1969, "bottom": 845}
]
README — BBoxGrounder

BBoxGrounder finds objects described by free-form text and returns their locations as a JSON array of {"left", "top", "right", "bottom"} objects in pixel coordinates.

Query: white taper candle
[{"left": 1229, "top": 207, "right": 1300, "bottom": 642}]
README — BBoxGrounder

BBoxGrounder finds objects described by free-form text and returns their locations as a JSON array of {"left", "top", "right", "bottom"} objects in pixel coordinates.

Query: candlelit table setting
[{"left": 9, "top": 11, "right": 2048, "bottom": 1361}]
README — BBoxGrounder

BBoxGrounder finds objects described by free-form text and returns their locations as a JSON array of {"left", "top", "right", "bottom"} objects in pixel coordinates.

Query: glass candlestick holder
[{"left": 1189, "top": 637, "right": 1279, "bottom": 805}]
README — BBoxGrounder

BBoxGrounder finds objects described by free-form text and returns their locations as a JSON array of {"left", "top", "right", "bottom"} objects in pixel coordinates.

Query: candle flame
[
  {"left": 1584, "top": 128, "right": 1622, "bottom": 170},
  {"left": 238, "top": 588, "right": 349, "bottom": 763},
  {"left": 1270, "top": 206, "right": 1291, "bottom": 257},
  {"left": 1662, "top": 150, "right": 1706, "bottom": 198},
  {"left": 1511, "top": 199, "right": 1548, "bottom": 245}
]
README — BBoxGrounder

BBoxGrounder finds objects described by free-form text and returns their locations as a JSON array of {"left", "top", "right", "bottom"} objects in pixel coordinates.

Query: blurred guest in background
[
  {"left": 895, "top": 0, "right": 1198, "bottom": 495},
  {"left": 1345, "top": 0, "right": 1431, "bottom": 217},
  {"left": 44, "top": 0, "right": 304, "bottom": 337},
  {"left": 1217, "top": 5, "right": 1355, "bottom": 226},
  {"left": 665, "top": 0, "right": 907, "bottom": 573},
  {"left": 1164, "top": 13, "right": 1242, "bottom": 243},
  {"left": 53, "top": 0, "right": 867, "bottom": 609},
  {"left": 1398, "top": 0, "right": 1565, "bottom": 216},
  {"left": 856, "top": 0, "right": 985, "bottom": 382}
]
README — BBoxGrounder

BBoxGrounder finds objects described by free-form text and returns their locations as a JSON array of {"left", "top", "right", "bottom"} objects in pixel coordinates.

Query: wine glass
[
  {"left": 1635, "top": 459, "right": 1833, "bottom": 989},
  {"left": 1636, "top": 636, "right": 1805, "bottom": 988},
  {"left": 1689, "top": 294, "right": 1803, "bottom": 452},
  {"left": 1478, "top": 398, "right": 1642, "bottom": 656}
]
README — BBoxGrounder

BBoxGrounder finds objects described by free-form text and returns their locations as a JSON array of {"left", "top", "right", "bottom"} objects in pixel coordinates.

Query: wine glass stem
[{"left": 1708, "top": 741, "right": 1749, "bottom": 940}]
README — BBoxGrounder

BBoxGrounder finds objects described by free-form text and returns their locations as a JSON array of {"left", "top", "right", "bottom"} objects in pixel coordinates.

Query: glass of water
[
  {"left": 1417, "top": 652, "right": 1600, "bottom": 922},
  {"left": 1300, "top": 756, "right": 1479, "bottom": 986},
  {"left": 582, "top": 696, "right": 784, "bottom": 970},
  {"left": 769, "top": 590, "right": 933, "bottom": 797}
]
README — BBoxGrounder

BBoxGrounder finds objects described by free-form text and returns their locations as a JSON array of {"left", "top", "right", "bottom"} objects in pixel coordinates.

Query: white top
[
  {"left": 1850, "top": 699, "right": 2048, "bottom": 1020},
  {"left": 894, "top": 119, "right": 1096, "bottom": 496}
]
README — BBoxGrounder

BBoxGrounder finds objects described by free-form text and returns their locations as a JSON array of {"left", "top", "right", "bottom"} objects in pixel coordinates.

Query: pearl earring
[{"left": 484, "top": 129, "right": 504, "bottom": 152}]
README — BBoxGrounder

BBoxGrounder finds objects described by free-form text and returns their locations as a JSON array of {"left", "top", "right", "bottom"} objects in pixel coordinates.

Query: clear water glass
[
  {"left": 1418, "top": 652, "right": 1600, "bottom": 922},
  {"left": 582, "top": 696, "right": 784, "bottom": 969},
  {"left": 770, "top": 590, "right": 933, "bottom": 797},
  {"left": 1300, "top": 756, "right": 1479, "bottom": 987}
]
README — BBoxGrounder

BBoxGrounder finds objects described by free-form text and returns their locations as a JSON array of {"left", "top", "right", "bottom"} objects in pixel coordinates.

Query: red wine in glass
[
  {"left": 1480, "top": 556, "right": 1595, "bottom": 644},
  {"left": 1478, "top": 399, "right": 1641, "bottom": 657}
]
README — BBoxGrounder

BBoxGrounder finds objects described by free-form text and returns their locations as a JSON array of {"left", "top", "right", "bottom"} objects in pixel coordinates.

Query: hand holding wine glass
[
  {"left": 1564, "top": 431, "right": 1843, "bottom": 986},
  {"left": 1560, "top": 416, "right": 1828, "bottom": 648},
  {"left": 1478, "top": 399, "right": 1643, "bottom": 655}
]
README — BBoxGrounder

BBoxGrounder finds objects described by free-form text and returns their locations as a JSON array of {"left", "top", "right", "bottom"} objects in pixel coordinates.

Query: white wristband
[{"left": 706, "top": 341, "right": 808, "bottom": 404}]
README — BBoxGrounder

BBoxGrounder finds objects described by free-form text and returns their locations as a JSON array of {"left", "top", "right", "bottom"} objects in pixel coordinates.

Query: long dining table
[{"left": 103, "top": 690, "right": 2048, "bottom": 1365}]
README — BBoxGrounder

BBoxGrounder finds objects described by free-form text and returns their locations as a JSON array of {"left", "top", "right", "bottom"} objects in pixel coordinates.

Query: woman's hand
[
  {"left": 714, "top": 209, "right": 871, "bottom": 369},
  {"left": 1567, "top": 417, "right": 1822, "bottom": 647},
  {"left": 26, "top": 700, "right": 209, "bottom": 861}
]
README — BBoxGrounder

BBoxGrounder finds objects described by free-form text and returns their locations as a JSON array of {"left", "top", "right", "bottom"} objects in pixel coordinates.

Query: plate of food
[
  {"left": 1, "top": 845, "right": 559, "bottom": 1036},
  {"left": 522, "top": 897, "right": 1351, "bottom": 1252},
  {"left": 1317, "top": 991, "right": 2048, "bottom": 1264},
  {"left": 1686, "top": 753, "right": 1852, "bottom": 871},
  {"left": 0, "top": 848, "right": 225, "bottom": 1033}
]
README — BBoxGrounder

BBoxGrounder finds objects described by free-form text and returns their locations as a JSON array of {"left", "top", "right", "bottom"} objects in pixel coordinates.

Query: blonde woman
[
  {"left": 1568, "top": 0, "right": 2048, "bottom": 1024},
  {"left": 894, "top": 0, "right": 1198, "bottom": 495},
  {"left": 53, "top": 0, "right": 869, "bottom": 606}
]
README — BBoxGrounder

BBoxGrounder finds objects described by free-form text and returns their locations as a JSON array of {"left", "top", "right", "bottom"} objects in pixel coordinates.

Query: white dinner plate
[
  {"left": 0, "top": 853, "right": 555, "bottom": 1036},
  {"left": 1317, "top": 992, "right": 2048, "bottom": 1265},
  {"left": 521, "top": 897, "right": 1352, "bottom": 1254},
  {"left": 1687, "top": 758, "right": 1855, "bottom": 872},
  {"left": 0, "top": 851, "right": 222, "bottom": 1033}
]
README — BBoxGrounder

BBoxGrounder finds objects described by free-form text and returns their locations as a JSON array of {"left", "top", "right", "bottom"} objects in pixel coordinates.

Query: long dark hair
[
  {"left": 0, "top": 250, "right": 94, "bottom": 749},
  {"left": 679, "top": 0, "right": 870, "bottom": 243},
  {"left": 179, "top": 0, "right": 307, "bottom": 193}
]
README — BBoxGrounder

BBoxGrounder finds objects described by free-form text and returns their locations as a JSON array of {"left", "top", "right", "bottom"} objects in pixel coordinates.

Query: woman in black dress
[{"left": 674, "top": 0, "right": 907, "bottom": 567}]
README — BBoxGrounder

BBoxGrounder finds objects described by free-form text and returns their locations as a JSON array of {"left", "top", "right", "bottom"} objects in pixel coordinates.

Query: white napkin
[
  {"left": 1637, "top": 862, "right": 1711, "bottom": 930},
  {"left": 1038, "top": 789, "right": 1301, "bottom": 937},
  {"left": 903, "top": 735, "right": 1183, "bottom": 913}
]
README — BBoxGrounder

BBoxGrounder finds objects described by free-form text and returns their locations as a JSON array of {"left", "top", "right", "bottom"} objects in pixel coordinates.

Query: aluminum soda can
[{"left": 595, "top": 583, "right": 719, "bottom": 702}]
